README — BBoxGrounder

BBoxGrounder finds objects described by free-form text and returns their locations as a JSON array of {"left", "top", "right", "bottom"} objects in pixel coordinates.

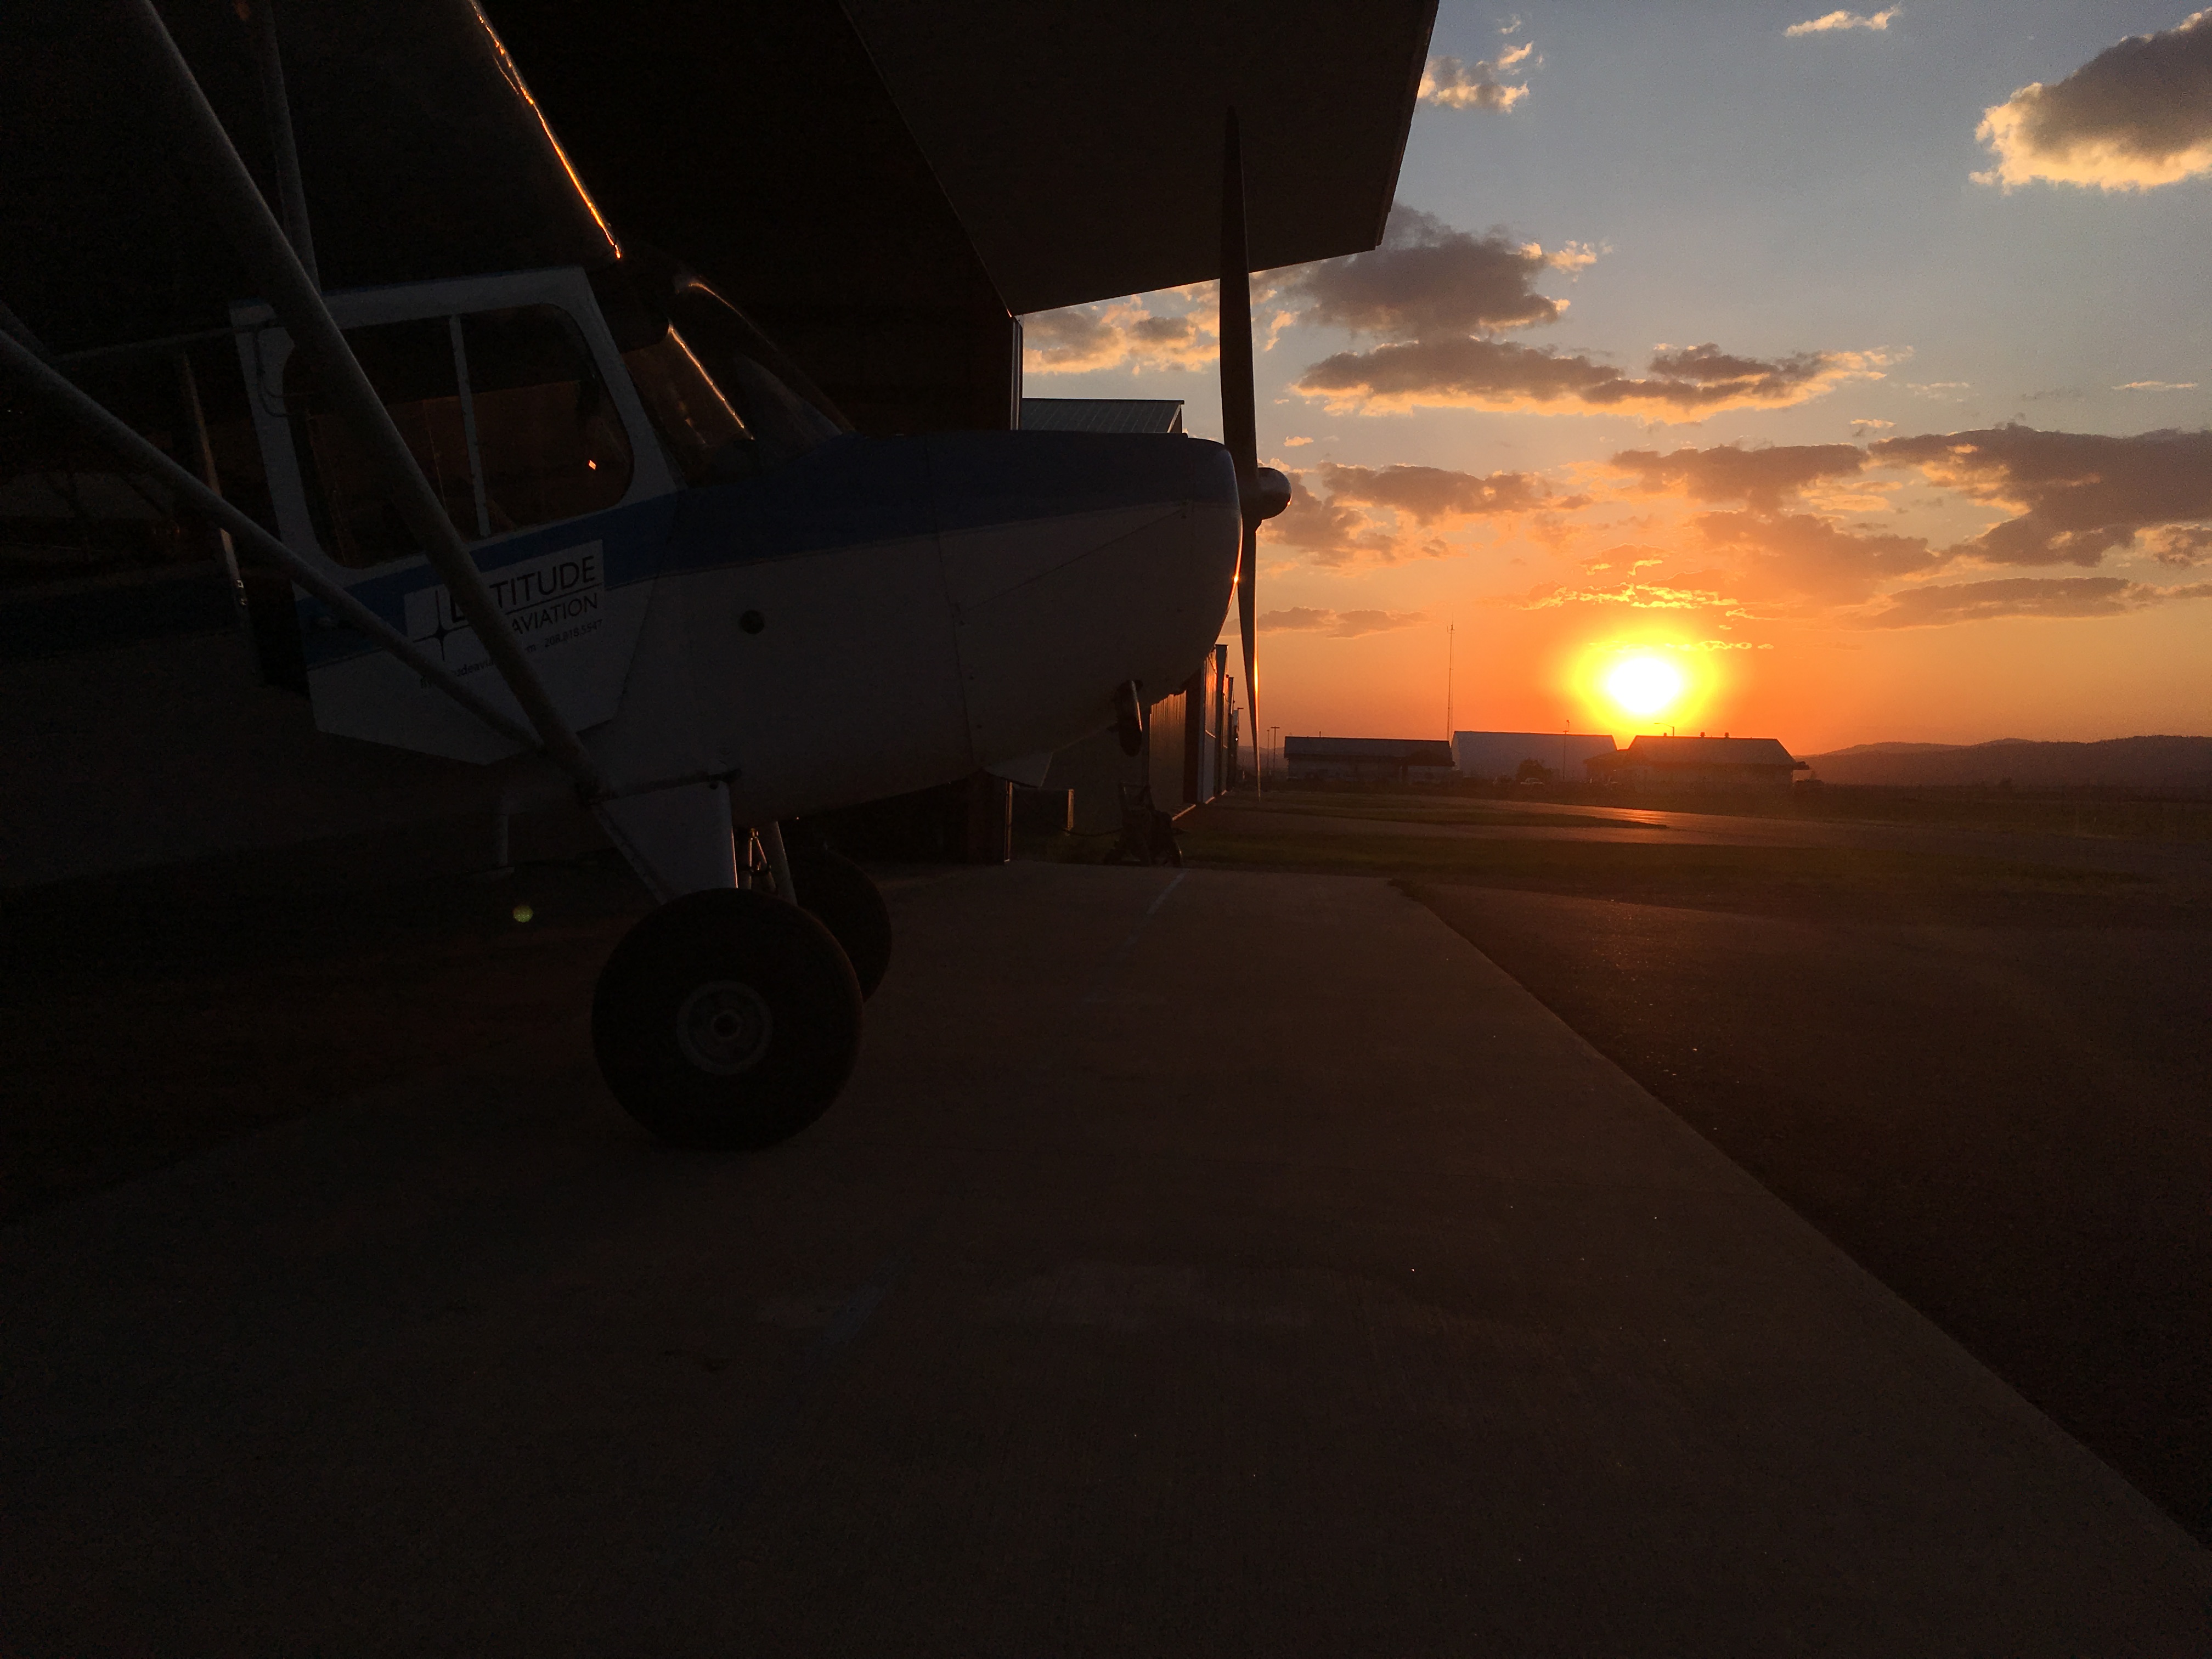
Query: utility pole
[{"left": 1444, "top": 622, "right": 1454, "bottom": 741}]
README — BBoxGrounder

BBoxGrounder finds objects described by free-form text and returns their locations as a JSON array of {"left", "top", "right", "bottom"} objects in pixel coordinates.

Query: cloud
[
  {"left": 1275, "top": 206, "right": 1583, "bottom": 340},
  {"left": 1871, "top": 425, "right": 2212, "bottom": 566},
  {"left": 2116, "top": 381, "right": 2199, "bottom": 392},
  {"left": 1279, "top": 203, "right": 1872, "bottom": 422},
  {"left": 1786, "top": 8, "right": 1901, "bottom": 37},
  {"left": 1518, "top": 577, "right": 1746, "bottom": 613},
  {"left": 1850, "top": 575, "right": 2212, "bottom": 627},
  {"left": 1296, "top": 336, "right": 1892, "bottom": 417},
  {"left": 1532, "top": 440, "right": 1944, "bottom": 610},
  {"left": 1611, "top": 442, "right": 1867, "bottom": 510},
  {"left": 1315, "top": 461, "right": 1555, "bottom": 522},
  {"left": 1259, "top": 607, "right": 1428, "bottom": 637},
  {"left": 2145, "top": 523, "right": 2212, "bottom": 566},
  {"left": 1021, "top": 297, "right": 1216, "bottom": 375},
  {"left": 1696, "top": 510, "right": 1943, "bottom": 603},
  {"left": 1974, "top": 10, "right": 2212, "bottom": 191},
  {"left": 1268, "top": 462, "right": 1561, "bottom": 566},
  {"left": 1269, "top": 472, "right": 1399, "bottom": 565},
  {"left": 1419, "top": 38, "right": 1537, "bottom": 111}
]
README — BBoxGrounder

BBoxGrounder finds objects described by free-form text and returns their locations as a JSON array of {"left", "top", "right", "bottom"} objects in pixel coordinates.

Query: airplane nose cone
[
  {"left": 1247, "top": 465, "right": 1291, "bottom": 522},
  {"left": 924, "top": 431, "right": 1242, "bottom": 766}
]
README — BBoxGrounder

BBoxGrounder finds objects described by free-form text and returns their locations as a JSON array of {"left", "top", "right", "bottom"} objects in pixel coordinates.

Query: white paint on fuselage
[
  {"left": 586, "top": 490, "right": 1240, "bottom": 826},
  {"left": 936, "top": 501, "right": 1185, "bottom": 610}
]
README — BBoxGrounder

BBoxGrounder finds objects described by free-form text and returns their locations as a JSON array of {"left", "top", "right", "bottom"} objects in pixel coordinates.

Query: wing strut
[
  {"left": 112, "top": 0, "right": 606, "bottom": 796},
  {"left": 0, "top": 326, "right": 539, "bottom": 755}
]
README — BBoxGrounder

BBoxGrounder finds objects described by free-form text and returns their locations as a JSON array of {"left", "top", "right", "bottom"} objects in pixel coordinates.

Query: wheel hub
[{"left": 676, "top": 980, "right": 774, "bottom": 1075}]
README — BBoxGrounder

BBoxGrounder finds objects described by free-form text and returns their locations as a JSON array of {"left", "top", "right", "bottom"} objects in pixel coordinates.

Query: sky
[{"left": 1017, "top": 2, "right": 2212, "bottom": 753}]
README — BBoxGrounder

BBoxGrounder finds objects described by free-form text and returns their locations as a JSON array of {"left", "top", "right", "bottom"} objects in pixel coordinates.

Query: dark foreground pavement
[
  {"left": 4, "top": 865, "right": 2207, "bottom": 1655},
  {"left": 1416, "top": 882, "right": 2212, "bottom": 1546}
]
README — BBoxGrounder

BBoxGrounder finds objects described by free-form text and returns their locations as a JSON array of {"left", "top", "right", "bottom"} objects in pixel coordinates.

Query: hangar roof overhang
[
  {"left": 0, "top": 1, "right": 1435, "bottom": 434},
  {"left": 490, "top": 0, "right": 1435, "bottom": 430},
  {"left": 843, "top": 0, "right": 1439, "bottom": 314}
]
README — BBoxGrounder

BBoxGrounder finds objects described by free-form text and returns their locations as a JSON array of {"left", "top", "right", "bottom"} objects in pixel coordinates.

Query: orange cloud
[
  {"left": 1279, "top": 205, "right": 1891, "bottom": 425},
  {"left": 1519, "top": 578, "right": 1747, "bottom": 614},
  {"left": 1872, "top": 425, "right": 2212, "bottom": 566},
  {"left": 1974, "top": 10, "right": 2212, "bottom": 191},
  {"left": 1317, "top": 461, "right": 1559, "bottom": 522},
  {"left": 1022, "top": 298, "right": 1215, "bottom": 375},
  {"left": 1261, "top": 606, "right": 1429, "bottom": 637},
  {"left": 1696, "top": 510, "right": 1943, "bottom": 603},
  {"left": 1269, "top": 462, "right": 1564, "bottom": 566},
  {"left": 1853, "top": 576, "right": 2212, "bottom": 628},
  {"left": 1611, "top": 441, "right": 1867, "bottom": 509},
  {"left": 1296, "top": 338, "right": 1893, "bottom": 417},
  {"left": 1277, "top": 208, "right": 1585, "bottom": 339},
  {"left": 1419, "top": 40, "right": 1537, "bottom": 111},
  {"left": 1786, "top": 8, "right": 1901, "bottom": 37},
  {"left": 2144, "top": 523, "right": 2212, "bottom": 567}
]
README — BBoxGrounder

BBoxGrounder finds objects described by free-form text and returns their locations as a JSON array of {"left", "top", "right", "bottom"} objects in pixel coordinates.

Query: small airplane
[{"left": 1, "top": 0, "right": 1424, "bottom": 1149}]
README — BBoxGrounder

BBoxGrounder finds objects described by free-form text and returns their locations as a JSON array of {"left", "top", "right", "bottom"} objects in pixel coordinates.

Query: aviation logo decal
[
  {"left": 311, "top": 536, "right": 654, "bottom": 764},
  {"left": 404, "top": 543, "right": 608, "bottom": 674}
]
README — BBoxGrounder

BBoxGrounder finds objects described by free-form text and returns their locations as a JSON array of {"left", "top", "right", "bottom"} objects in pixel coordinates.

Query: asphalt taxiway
[{"left": 4, "top": 863, "right": 2207, "bottom": 1654}]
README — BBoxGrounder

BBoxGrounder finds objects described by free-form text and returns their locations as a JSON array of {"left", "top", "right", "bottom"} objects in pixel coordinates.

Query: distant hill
[
  {"left": 1817, "top": 742, "right": 1973, "bottom": 757},
  {"left": 1803, "top": 736, "right": 2212, "bottom": 789}
]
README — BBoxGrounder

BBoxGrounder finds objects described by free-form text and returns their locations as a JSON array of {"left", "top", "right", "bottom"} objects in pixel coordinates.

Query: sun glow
[{"left": 1604, "top": 654, "right": 1686, "bottom": 720}]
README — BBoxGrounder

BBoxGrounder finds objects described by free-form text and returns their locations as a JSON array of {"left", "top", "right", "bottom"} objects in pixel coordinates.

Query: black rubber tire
[
  {"left": 591, "top": 888, "right": 863, "bottom": 1149},
  {"left": 786, "top": 844, "right": 892, "bottom": 999}
]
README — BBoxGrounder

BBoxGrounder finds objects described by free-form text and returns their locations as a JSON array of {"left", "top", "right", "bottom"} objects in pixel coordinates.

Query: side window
[
  {"left": 285, "top": 319, "right": 473, "bottom": 566},
  {"left": 462, "top": 306, "right": 633, "bottom": 532},
  {"left": 1, "top": 352, "right": 223, "bottom": 594},
  {"left": 620, "top": 328, "right": 755, "bottom": 486},
  {"left": 283, "top": 304, "right": 633, "bottom": 569}
]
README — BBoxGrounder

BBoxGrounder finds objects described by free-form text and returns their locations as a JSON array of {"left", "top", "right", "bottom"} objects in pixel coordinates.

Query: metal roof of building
[
  {"left": 1019, "top": 399, "right": 1186, "bottom": 435},
  {"left": 1609, "top": 736, "right": 1804, "bottom": 767}
]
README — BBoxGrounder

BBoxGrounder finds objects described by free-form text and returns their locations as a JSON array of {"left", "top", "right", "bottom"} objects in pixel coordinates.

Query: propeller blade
[{"left": 1219, "top": 108, "right": 1260, "bottom": 793}]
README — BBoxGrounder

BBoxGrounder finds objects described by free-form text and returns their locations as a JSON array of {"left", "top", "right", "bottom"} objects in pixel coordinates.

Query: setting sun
[{"left": 1604, "top": 655, "right": 1685, "bottom": 720}]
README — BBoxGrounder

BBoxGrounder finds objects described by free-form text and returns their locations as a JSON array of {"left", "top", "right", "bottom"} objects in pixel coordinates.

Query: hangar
[
  {"left": 1452, "top": 730, "right": 1620, "bottom": 784},
  {"left": 1285, "top": 735, "right": 1457, "bottom": 786},
  {"left": 0, "top": 0, "right": 1436, "bottom": 888},
  {"left": 1587, "top": 734, "right": 1811, "bottom": 792}
]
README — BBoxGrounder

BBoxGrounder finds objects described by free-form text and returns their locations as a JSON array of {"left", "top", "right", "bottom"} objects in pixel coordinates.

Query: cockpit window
[
  {"left": 283, "top": 304, "right": 632, "bottom": 568},
  {"left": 620, "top": 328, "right": 755, "bottom": 487},
  {"left": 463, "top": 307, "right": 634, "bottom": 532}
]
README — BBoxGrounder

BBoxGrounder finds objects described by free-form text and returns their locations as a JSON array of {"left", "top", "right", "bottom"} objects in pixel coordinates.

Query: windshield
[
  {"left": 620, "top": 328, "right": 755, "bottom": 487},
  {"left": 283, "top": 303, "right": 633, "bottom": 568}
]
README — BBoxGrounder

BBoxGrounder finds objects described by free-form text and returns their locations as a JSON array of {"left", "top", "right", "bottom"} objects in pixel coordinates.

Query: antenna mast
[{"left": 1444, "top": 623, "right": 1454, "bottom": 740}]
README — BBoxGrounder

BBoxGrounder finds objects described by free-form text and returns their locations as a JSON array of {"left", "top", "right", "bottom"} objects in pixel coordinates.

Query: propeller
[{"left": 1218, "top": 110, "right": 1289, "bottom": 795}]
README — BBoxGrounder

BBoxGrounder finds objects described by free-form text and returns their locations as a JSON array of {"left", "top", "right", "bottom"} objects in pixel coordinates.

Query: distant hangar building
[
  {"left": 1285, "top": 737, "right": 1457, "bottom": 785},
  {"left": 1452, "top": 730, "right": 1619, "bottom": 783},
  {"left": 1587, "top": 735, "right": 1809, "bottom": 791},
  {"left": 1019, "top": 398, "right": 1184, "bottom": 435}
]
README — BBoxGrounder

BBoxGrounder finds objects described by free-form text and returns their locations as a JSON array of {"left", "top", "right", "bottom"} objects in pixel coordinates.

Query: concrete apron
[{"left": 3, "top": 864, "right": 2207, "bottom": 1655}]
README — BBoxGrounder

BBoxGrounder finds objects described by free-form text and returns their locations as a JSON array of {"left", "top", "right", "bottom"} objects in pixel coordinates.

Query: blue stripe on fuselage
[{"left": 300, "top": 431, "right": 1235, "bottom": 669}]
